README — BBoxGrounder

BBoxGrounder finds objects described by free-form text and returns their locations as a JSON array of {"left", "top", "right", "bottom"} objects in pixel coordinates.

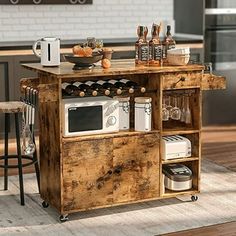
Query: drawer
[{"left": 162, "top": 72, "right": 202, "bottom": 90}]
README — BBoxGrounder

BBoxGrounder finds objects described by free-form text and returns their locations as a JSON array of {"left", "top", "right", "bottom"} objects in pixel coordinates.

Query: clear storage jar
[
  {"left": 134, "top": 97, "right": 152, "bottom": 132},
  {"left": 114, "top": 96, "right": 130, "bottom": 130}
]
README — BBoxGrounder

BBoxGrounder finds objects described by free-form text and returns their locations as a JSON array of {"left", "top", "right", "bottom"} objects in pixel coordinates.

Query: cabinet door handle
[
  {"left": 103, "top": 170, "right": 113, "bottom": 181},
  {"left": 96, "top": 170, "right": 113, "bottom": 189},
  {"left": 114, "top": 165, "right": 122, "bottom": 175}
]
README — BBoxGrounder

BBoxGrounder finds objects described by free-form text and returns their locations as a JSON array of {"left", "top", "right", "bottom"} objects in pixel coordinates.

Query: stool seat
[{"left": 0, "top": 101, "right": 26, "bottom": 113}]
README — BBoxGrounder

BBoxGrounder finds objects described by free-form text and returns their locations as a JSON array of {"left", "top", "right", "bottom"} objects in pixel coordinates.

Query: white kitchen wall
[{"left": 0, "top": 0, "right": 173, "bottom": 42}]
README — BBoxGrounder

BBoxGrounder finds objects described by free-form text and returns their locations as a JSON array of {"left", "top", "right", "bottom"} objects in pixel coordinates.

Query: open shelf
[
  {"left": 162, "top": 159, "right": 200, "bottom": 198},
  {"left": 162, "top": 129, "right": 199, "bottom": 136},
  {"left": 162, "top": 88, "right": 201, "bottom": 133},
  {"left": 62, "top": 129, "right": 160, "bottom": 142},
  {"left": 162, "top": 188, "right": 199, "bottom": 198},
  {"left": 162, "top": 156, "right": 199, "bottom": 164}
]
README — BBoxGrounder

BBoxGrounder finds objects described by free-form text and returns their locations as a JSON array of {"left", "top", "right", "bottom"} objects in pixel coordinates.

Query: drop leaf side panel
[{"left": 201, "top": 74, "right": 226, "bottom": 90}]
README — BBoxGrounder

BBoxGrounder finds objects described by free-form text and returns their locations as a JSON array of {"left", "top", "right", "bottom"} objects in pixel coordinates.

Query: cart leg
[
  {"left": 191, "top": 195, "right": 198, "bottom": 202},
  {"left": 42, "top": 201, "right": 49, "bottom": 208},
  {"left": 59, "top": 214, "right": 69, "bottom": 222}
]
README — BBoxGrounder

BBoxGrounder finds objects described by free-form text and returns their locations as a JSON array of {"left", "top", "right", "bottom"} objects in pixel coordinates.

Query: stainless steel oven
[{"left": 203, "top": 0, "right": 236, "bottom": 125}]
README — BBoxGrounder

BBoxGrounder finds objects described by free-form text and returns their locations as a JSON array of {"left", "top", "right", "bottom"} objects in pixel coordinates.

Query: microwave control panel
[
  {"left": 2, "top": 0, "right": 92, "bottom": 4},
  {"left": 106, "top": 116, "right": 117, "bottom": 127}
]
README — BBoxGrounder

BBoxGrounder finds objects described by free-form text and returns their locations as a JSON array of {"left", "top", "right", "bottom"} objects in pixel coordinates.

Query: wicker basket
[{"left": 167, "top": 54, "right": 190, "bottom": 66}]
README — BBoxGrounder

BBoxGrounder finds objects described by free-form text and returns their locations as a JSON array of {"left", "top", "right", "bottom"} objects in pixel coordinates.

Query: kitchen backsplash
[{"left": 0, "top": 0, "right": 173, "bottom": 42}]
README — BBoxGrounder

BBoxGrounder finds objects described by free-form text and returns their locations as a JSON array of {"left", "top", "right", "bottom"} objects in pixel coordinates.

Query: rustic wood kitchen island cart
[{"left": 22, "top": 60, "right": 226, "bottom": 222}]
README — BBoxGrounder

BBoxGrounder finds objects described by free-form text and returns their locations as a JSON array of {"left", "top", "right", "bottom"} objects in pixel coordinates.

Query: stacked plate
[{"left": 167, "top": 47, "right": 190, "bottom": 66}]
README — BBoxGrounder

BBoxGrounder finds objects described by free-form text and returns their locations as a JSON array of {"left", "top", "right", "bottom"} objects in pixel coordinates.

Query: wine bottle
[
  {"left": 62, "top": 82, "right": 85, "bottom": 97},
  {"left": 73, "top": 82, "right": 98, "bottom": 96},
  {"left": 63, "top": 82, "right": 84, "bottom": 97},
  {"left": 85, "top": 81, "right": 110, "bottom": 96},
  {"left": 135, "top": 25, "right": 149, "bottom": 66},
  {"left": 119, "top": 79, "right": 146, "bottom": 93},
  {"left": 108, "top": 79, "right": 134, "bottom": 94},
  {"left": 61, "top": 82, "right": 74, "bottom": 95},
  {"left": 162, "top": 25, "right": 176, "bottom": 65},
  {"left": 149, "top": 23, "right": 162, "bottom": 66},
  {"left": 96, "top": 80, "right": 122, "bottom": 95}
]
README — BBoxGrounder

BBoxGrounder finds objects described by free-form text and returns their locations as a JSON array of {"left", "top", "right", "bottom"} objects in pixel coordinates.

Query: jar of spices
[
  {"left": 135, "top": 97, "right": 152, "bottom": 132},
  {"left": 114, "top": 96, "right": 130, "bottom": 130}
]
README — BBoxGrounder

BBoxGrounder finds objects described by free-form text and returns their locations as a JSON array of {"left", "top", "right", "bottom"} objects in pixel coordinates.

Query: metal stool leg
[
  {"left": 4, "top": 113, "right": 9, "bottom": 191},
  {"left": 15, "top": 113, "right": 25, "bottom": 206}
]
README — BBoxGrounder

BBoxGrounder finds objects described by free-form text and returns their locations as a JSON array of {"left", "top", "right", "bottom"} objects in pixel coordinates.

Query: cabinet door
[
  {"left": 62, "top": 138, "right": 113, "bottom": 212},
  {"left": 113, "top": 133, "right": 160, "bottom": 203}
]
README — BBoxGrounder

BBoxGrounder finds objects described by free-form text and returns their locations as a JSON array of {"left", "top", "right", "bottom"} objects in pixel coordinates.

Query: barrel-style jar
[{"left": 134, "top": 97, "right": 152, "bottom": 131}]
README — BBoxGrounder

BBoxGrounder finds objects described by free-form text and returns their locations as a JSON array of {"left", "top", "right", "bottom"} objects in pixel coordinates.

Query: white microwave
[{"left": 61, "top": 96, "right": 119, "bottom": 137}]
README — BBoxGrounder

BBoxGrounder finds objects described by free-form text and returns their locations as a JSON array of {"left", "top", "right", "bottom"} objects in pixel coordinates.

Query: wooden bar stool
[{"left": 0, "top": 101, "right": 40, "bottom": 205}]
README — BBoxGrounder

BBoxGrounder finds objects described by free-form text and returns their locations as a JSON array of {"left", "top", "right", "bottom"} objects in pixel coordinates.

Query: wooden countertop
[
  {"left": 0, "top": 44, "right": 203, "bottom": 57},
  {"left": 22, "top": 59, "right": 204, "bottom": 78}
]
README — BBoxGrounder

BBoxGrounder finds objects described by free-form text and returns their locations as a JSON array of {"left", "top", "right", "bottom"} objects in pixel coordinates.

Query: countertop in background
[{"left": 0, "top": 35, "right": 203, "bottom": 51}]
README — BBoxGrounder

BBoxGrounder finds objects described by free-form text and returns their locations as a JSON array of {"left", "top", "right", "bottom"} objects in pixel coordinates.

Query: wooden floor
[
  {"left": 202, "top": 126, "right": 236, "bottom": 172},
  {"left": 162, "top": 221, "right": 236, "bottom": 236}
]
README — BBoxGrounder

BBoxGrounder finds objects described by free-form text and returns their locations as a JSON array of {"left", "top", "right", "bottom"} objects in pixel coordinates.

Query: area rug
[{"left": 0, "top": 159, "right": 236, "bottom": 236}]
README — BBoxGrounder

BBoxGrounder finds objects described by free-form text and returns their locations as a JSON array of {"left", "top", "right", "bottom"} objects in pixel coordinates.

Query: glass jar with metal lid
[
  {"left": 114, "top": 96, "right": 130, "bottom": 130},
  {"left": 134, "top": 97, "right": 152, "bottom": 132}
]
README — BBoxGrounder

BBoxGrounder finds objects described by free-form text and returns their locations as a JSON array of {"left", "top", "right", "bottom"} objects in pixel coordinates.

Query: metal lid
[
  {"left": 113, "top": 96, "right": 130, "bottom": 102},
  {"left": 134, "top": 97, "right": 152, "bottom": 103},
  {"left": 41, "top": 37, "right": 60, "bottom": 41},
  {"left": 163, "top": 164, "right": 192, "bottom": 182}
]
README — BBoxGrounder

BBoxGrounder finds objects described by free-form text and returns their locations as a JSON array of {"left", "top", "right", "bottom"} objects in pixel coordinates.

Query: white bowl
[{"left": 167, "top": 54, "right": 190, "bottom": 66}]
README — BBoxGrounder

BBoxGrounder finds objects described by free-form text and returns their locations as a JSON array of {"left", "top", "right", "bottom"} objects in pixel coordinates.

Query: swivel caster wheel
[
  {"left": 42, "top": 201, "right": 49, "bottom": 208},
  {"left": 59, "top": 214, "right": 69, "bottom": 222},
  {"left": 191, "top": 195, "right": 198, "bottom": 202}
]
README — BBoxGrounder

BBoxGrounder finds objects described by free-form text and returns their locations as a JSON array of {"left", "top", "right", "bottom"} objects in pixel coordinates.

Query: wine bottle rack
[{"left": 61, "top": 79, "right": 146, "bottom": 99}]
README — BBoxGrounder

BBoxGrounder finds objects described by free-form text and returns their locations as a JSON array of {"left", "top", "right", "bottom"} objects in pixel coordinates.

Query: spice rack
[{"left": 21, "top": 60, "right": 226, "bottom": 221}]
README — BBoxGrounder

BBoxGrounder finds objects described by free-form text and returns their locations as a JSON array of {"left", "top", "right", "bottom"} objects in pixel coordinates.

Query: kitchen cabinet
[
  {"left": 174, "top": 0, "right": 204, "bottom": 36},
  {"left": 62, "top": 132, "right": 159, "bottom": 212},
  {"left": 190, "top": 48, "right": 204, "bottom": 63},
  {"left": 21, "top": 60, "right": 225, "bottom": 221}
]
